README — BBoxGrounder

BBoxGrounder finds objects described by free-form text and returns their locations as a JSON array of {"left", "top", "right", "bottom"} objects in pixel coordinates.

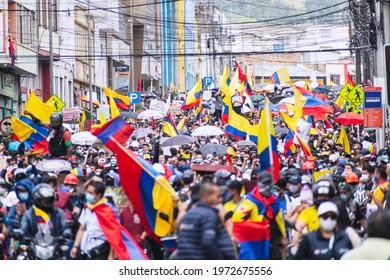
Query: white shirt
[{"left": 79, "top": 208, "right": 107, "bottom": 255}]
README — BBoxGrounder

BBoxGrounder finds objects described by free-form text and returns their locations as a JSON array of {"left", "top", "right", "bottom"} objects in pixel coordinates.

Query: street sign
[
  {"left": 128, "top": 91, "right": 140, "bottom": 104},
  {"left": 0, "top": 117, "right": 12, "bottom": 135},
  {"left": 363, "top": 87, "right": 382, "bottom": 109},
  {"left": 364, "top": 108, "right": 382, "bottom": 128},
  {"left": 346, "top": 105, "right": 355, "bottom": 113},
  {"left": 346, "top": 86, "right": 364, "bottom": 107},
  {"left": 46, "top": 94, "right": 65, "bottom": 112},
  {"left": 354, "top": 109, "right": 363, "bottom": 115},
  {"left": 339, "top": 83, "right": 355, "bottom": 100},
  {"left": 203, "top": 77, "right": 213, "bottom": 87}
]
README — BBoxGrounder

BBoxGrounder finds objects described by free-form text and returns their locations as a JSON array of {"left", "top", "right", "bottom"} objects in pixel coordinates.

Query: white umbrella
[
  {"left": 71, "top": 131, "right": 97, "bottom": 146},
  {"left": 191, "top": 125, "right": 224, "bottom": 137},
  {"left": 137, "top": 110, "right": 163, "bottom": 120},
  {"left": 278, "top": 97, "right": 295, "bottom": 105}
]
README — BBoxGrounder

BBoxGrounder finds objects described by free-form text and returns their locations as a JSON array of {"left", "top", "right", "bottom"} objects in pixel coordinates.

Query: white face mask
[
  {"left": 361, "top": 174, "right": 369, "bottom": 182},
  {"left": 289, "top": 185, "right": 299, "bottom": 194},
  {"left": 319, "top": 217, "right": 337, "bottom": 232}
]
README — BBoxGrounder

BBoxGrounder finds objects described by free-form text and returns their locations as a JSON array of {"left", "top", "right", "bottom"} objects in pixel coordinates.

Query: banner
[{"left": 149, "top": 100, "right": 169, "bottom": 115}]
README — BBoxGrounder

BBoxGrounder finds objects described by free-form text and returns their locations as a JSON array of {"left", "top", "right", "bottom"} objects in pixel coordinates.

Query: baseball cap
[{"left": 317, "top": 201, "right": 339, "bottom": 216}]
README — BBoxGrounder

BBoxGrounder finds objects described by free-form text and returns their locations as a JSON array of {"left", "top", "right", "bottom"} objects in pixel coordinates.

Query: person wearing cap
[
  {"left": 294, "top": 201, "right": 352, "bottom": 260},
  {"left": 285, "top": 175, "right": 302, "bottom": 214}
]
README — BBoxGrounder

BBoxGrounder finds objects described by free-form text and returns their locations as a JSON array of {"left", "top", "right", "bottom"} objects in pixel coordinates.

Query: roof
[{"left": 250, "top": 64, "right": 328, "bottom": 78}]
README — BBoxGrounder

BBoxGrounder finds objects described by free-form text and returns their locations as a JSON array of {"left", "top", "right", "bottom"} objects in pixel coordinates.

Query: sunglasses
[{"left": 320, "top": 214, "right": 337, "bottom": 220}]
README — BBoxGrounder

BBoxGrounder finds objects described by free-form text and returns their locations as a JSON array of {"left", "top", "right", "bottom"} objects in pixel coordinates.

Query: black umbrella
[
  {"left": 199, "top": 144, "right": 228, "bottom": 155},
  {"left": 161, "top": 135, "right": 196, "bottom": 147},
  {"left": 269, "top": 95, "right": 285, "bottom": 104},
  {"left": 120, "top": 111, "right": 138, "bottom": 119}
]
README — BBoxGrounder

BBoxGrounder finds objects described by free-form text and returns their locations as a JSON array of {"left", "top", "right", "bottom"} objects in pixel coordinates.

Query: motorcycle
[{"left": 11, "top": 220, "right": 73, "bottom": 260}]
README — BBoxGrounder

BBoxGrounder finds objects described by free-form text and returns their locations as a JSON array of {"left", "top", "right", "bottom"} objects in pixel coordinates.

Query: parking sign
[{"left": 128, "top": 91, "right": 140, "bottom": 104}]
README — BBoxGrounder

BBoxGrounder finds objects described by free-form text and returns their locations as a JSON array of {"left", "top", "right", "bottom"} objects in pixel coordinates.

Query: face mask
[
  {"left": 195, "top": 159, "right": 203, "bottom": 164},
  {"left": 319, "top": 217, "right": 337, "bottom": 232},
  {"left": 95, "top": 172, "right": 101, "bottom": 176},
  {"left": 361, "top": 174, "right": 369, "bottom": 182},
  {"left": 214, "top": 160, "right": 219, "bottom": 165},
  {"left": 110, "top": 160, "right": 117, "bottom": 165},
  {"left": 289, "top": 185, "right": 299, "bottom": 194},
  {"left": 340, "top": 194, "right": 349, "bottom": 202},
  {"left": 85, "top": 193, "right": 95, "bottom": 204},
  {"left": 18, "top": 192, "right": 29, "bottom": 202},
  {"left": 200, "top": 141, "right": 206, "bottom": 145},
  {"left": 145, "top": 139, "right": 150, "bottom": 144},
  {"left": 77, "top": 149, "right": 83, "bottom": 154},
  {"left": 259, "top": 186, "right": 272, "bottom": 198},
  {"left": 388, "top": 177, "right": 390, "bottom": 184}
]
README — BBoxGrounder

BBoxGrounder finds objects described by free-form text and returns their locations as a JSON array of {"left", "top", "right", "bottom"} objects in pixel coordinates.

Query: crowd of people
[{"left": 1, "top": 88, "right": 390, "bottom": 260}]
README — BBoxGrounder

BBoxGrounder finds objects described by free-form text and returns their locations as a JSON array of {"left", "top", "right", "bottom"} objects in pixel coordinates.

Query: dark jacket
[
  {"left": 294, "top": 230, "right": 352, "bottom": 260},
  {"left": 21, "top": 207, "right": 68, "bottom": 238},
  {"left": 49, "top": 126, "right": 67, "bottom": 158},
  {"left": 177, "top": 202, "right": 233, "bottom": 260}
]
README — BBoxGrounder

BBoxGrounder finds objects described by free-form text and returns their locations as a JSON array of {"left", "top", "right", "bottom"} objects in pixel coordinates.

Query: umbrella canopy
[
  {"left": 258, "top": 101, "right": 276, "bottom": 110},
  {"left": 271, "top": 103, "right": 295, "bottom": 115},
  {"left": 278, "top": 97, "right": 295, "bottom": 105},
  {"left": 71, "top": 131, "right": 97, "bottom": 146},
  {"left": 191, "top": 125, "right": 224, "bottom": 137},
  {"left": 334, "top": 112, "right": 364, "bottom": 126},
  {"left": 137, "top": 110, "right": 163, "bottom": 120},
  {"left": 275, "top": 126, "right": 288, "bottom": 135},
  {"left": 132, "top": 128, "right": 155, "bottom": 139},
  {"left": 120, "top": 111, "right": 138, "bottom": 119},
  {"left": 250, "top": 95, "right": 265, "bottom": 102},
  {"left": 237, "top": 140, "right": 256, "bottom": 147},
  {"left": 80, "top": 95, "right": 100, "bottom": 107},
  {"left": 313, "top": 86, "right": 331, "bottom": 94},
  {"left": 199, "top": 144, "right": 228, "bottom": 155},
  {"left": 269, "top": 95, "right": 287, "bottom": 104},
  {"left": 161, "top": 135, "right": 196, "bottom": 147},
  {"left": 36, "top": 159, "right": 71, "bottom": 173}
]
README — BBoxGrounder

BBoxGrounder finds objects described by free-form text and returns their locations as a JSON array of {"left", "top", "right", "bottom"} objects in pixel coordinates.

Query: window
[
  {"left": 330, "top": 74, "right": 340, "bottom": 85},
  {"left": 18, "top": 5, "right": 34, "bottom": 45}
]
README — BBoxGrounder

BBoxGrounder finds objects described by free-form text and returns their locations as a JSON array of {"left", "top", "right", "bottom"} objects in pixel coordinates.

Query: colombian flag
[
  {"left": 294, "top": 86, "right": 333, "bottom": 115},
  {"left": 245, "top": 66, "right": 255, "bottom": 96},
  {"left": 162, "top": 113, "right": 180, "bottom": 137},
  {"left": 91, "top": 116, "right": 134, "bottom": 153},
  {"left": 284, "top": 129, "right": 296, "bottom": 156},
  {"left": 112, "top": 139, "right": 177, "bottom": 238},
  {"left": 103, "top": 87, "right": 131, "bottom": 110},
  {"left": 91, "top": 200, "right": 149, "bottom": 260},
  {"left": 269, "top": 67, "right": 290, "bottom": 84},
  {"left": 181, "top": 80, "right": 202, "bottom": 110},
  {"left": 33, "top": 206, "right": 51, "bottom": 226},
  {"left": 258, "top": 99, "right": 280, "bottom": 182}
]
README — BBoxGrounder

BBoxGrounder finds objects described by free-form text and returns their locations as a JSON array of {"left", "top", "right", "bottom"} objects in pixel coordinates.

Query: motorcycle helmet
[
  {"left": 13, "top": 168, "right": 27, "bottom": 182},
  {"left": 345, "top": 172, "right": 359, "bottom": 184},
  {"left": 313, "top": 177, "right": 335, "bottom": 200},
  {"left": 50, "top": 112, "right": 63, "bottom": 129},
  {"left": 32, "top": 183, "right": 55, "bottom": 212},
  {"left": 214, "top": 169, "right": 232, "bottom": 193}
]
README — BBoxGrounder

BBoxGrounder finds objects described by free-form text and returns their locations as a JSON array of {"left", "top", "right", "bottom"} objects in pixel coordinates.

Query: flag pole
[
  {"left": 265, "top": 98, "right": 274, "bottom": 184},
  {"left": 109, "top": 136, "right": 177, "bottom": 197}
]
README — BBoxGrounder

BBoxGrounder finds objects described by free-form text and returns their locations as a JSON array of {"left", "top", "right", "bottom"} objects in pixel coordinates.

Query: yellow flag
[
  {"left": 24, "top": 92, "right": 55, "bottom": 123},
  {"left": 108, "top": 92, "right": 120, "bottom": 118},
  {"left": 336, "top": 126, "right": 350, "bottom": 154},
  {"left": 100, "top": 110, "right": 107, "bottom": 125},
  {"left": 177, "top": 116, "right": 187, "bottom": 130},
  {"left": 11, "top": 116, "right": 36, "bottom": 142},
  {"left": 335, "top": 95, "right": 346, "bottom": 108}
]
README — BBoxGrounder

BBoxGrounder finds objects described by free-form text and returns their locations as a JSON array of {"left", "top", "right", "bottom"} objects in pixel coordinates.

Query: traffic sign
[
  {"left": 364, "top": 87, "right": 382, "bottom": 109},
  {"left": 354, "top": 109, "right": 363, "bottom": 115},
  {"left": 339, "top": 83, "right": 354, "bottom": 100},
  {"left": 46, "top": 94, "right": 65, "bottom": 112},
  {"left": 0, "top": 117, "right": 12, "bottom": 135},
  {"left": 203, "top": 77, "right": 213, "bottom": 87},
  {"left": 128, "top": 91, "right": 140, "bottom": 104},
  {"left": 346, "top": 86, "right": 364, "bottom": 107},
  {"left": 346, "top": 105, "right": 355, "bottom": 113}
]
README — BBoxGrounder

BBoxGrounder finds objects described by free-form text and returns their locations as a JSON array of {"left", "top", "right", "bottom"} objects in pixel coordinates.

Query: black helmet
[
  {"left": 313, "top": 178, "right": 335, "bottom": 197},
  {"left": 214, "top": 169, "right": 232, "bottom": 192},
  {"left": 32, "top": 183, "right": 55, "bottom": 212},
  {"left": 50, "top": 112, "right": 63, "bottom": 128}
]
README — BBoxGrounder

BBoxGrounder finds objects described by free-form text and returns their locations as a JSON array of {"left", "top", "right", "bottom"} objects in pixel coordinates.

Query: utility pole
[
  {"left": 130, "top": 0, "right": 135, "bottom": 93},
  {"left": 87, "top": 0, "right": 93, "bottom": 123},
  {"left": 48, "top": 0, "right": 54, "bottom": 96}
]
